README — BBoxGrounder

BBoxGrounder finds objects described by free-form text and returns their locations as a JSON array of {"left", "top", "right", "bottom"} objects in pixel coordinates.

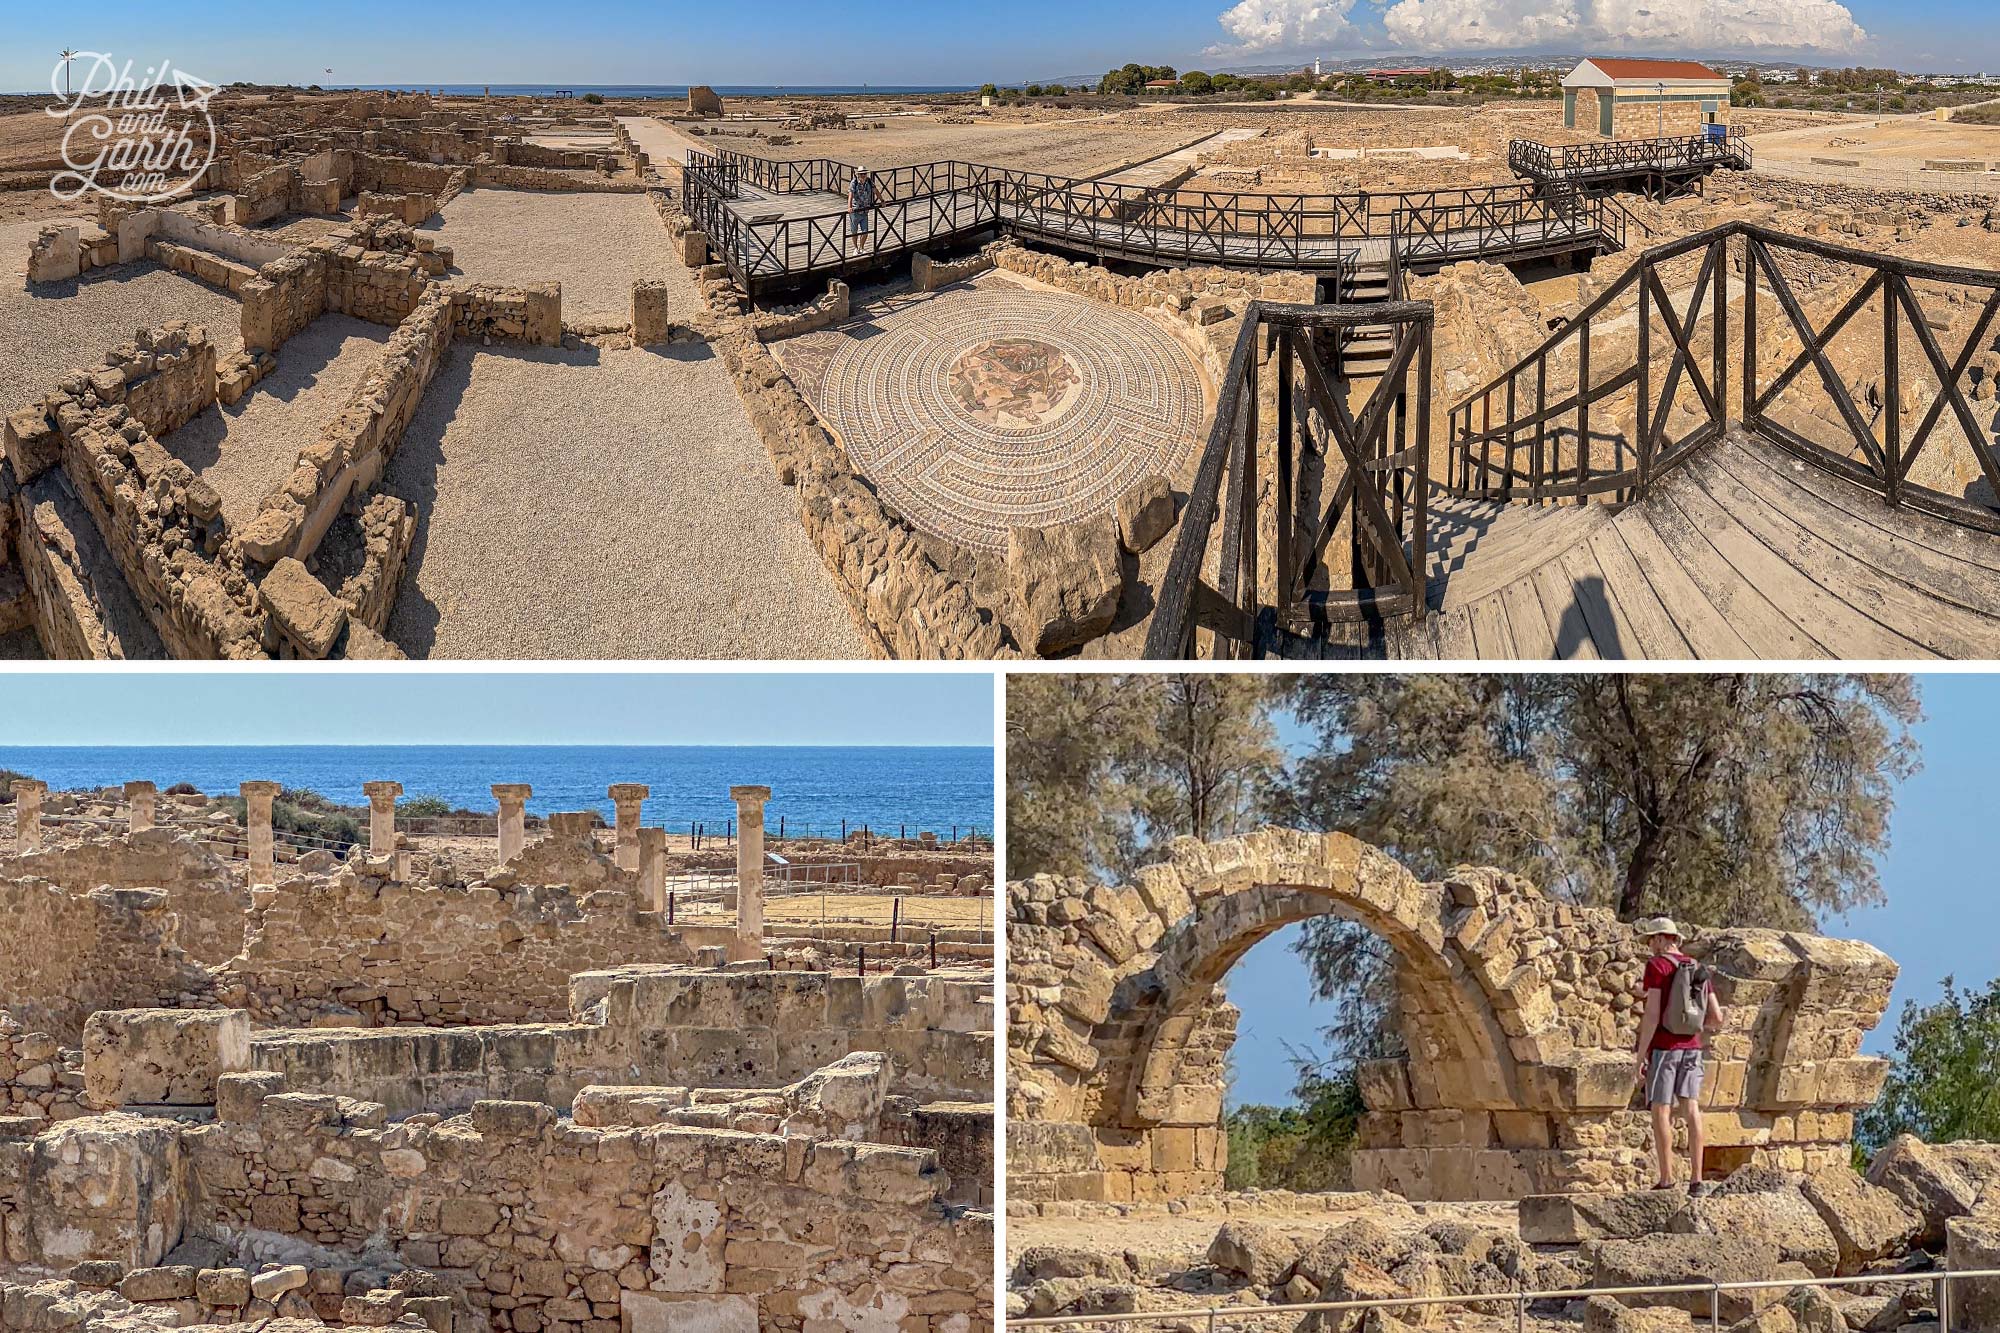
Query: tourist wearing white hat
[{"left": 1632, "top": 915, "right": 1724, "bottom": 1194}]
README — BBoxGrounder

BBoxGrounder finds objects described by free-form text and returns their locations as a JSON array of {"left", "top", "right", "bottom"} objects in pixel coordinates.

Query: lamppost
[
  {"left": 1657, "top": 80, "right": 1666, "bottom": 138},
  {"left": 59, "top": 49, "right": 77, "bottom": 99}
]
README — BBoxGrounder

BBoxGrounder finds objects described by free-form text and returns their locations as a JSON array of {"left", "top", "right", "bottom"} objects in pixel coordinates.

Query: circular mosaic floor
[{"left": 811, "top": 283, "right": 1207, "bottom": 551}]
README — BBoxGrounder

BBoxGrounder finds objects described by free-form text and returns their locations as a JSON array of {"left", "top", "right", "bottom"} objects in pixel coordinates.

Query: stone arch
[{"left": 1108, "top": 829, "right": 1567, "bottom": 1133}]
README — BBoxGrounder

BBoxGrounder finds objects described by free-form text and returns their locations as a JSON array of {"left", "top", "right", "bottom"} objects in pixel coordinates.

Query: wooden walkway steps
[{"left": 1271, "top": 429, "right": 2000, "bottom": 660}]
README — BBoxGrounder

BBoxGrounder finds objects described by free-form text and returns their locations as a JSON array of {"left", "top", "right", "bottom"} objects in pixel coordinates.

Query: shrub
[{"left": 582, "top": 92, "right": 605, "bottom": 105}]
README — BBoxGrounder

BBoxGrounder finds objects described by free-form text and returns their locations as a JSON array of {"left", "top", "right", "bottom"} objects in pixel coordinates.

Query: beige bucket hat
[{"left": 1633, "top": 915, "right": 1683, "bottom": 940}]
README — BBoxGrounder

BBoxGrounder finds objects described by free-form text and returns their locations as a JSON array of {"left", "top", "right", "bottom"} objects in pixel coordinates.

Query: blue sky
[
  {"left": 0, "top": 671, "right": 995, "bottom": 748},
  {"left": 3, "top": 0, "right": 1991, "bottom": 96},
  {"left": 1228, "top": 674, "right": 2000, "bottom": 1107}
]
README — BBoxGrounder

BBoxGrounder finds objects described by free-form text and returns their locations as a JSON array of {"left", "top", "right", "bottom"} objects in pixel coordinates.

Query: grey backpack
[{"left": 1662, "top": 957, "right": 1711, "bottom": 1037}]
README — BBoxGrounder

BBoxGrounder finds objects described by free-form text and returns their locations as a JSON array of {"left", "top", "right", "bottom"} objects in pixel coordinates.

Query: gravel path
[
  {"left": 163, "top": 315, "right": 390, "bottom": 531},
  {"left": 1, "top": 217, "right": 243, "bottom": 411},
  {"left": 425, "top": 190, "right": 697, "bottom": 325},
  {"left": 382, "top": 339, "right": 864, "bottom": 660}
]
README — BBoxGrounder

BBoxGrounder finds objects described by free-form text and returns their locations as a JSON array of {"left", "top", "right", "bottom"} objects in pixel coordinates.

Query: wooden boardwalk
[{"left": 1273, "top": 430, "right": 2000, "bottom": 660}]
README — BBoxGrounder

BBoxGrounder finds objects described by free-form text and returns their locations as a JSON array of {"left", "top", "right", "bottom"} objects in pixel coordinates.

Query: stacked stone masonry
[{"left": 1008, "top": 828, "right": 1897, "bottom": 1203}]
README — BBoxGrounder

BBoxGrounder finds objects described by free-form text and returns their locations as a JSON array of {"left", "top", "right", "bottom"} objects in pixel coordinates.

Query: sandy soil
[
  {"left": 163, "top": 314, "right": 390, "bottom": 530},
  {"left": 425, "top": 188, "right": 695, "bottom": 324},
  {"left": 1747, "top": 114, "right": 2000, "bottom": 193},
  {"left": 692, "top": 115, "right": 1212, "bottom": 178},
  {"left": 1, "top": 216, "right": 242, "bottom": 411},
  {"left": 382, "top": 339, "right": 863, "bottom": 660}
]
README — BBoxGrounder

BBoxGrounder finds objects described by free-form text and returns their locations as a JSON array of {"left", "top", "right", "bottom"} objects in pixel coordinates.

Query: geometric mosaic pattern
[{"left": 775, "top": 274, "right": 1206, "bottom": 550}]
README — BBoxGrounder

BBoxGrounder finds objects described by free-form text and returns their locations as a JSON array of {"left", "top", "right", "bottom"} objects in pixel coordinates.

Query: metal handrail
[{"left": 1007, "top": 1265, "right": 2000, "bottom": 1330}]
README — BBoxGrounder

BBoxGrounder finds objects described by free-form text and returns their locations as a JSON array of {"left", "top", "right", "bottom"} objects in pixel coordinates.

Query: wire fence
[{"left": 1006, "top": 1265, "right": 2000, "bottom": 1332}]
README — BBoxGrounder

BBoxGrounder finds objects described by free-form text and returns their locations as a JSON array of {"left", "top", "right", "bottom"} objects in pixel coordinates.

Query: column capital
[
  {"left": 362, "top": 781, "right": 404, "bottom": 802},
  {"left": 729, "top": 784, "right": 772, "bottom": 805},
  {"left": 240, "top": 780, "right": 282, "bottom": 801},
  {"left": 491, "top": 783, "right": 532, "bottom": 803},
  {"left": 13, "top": 778, "right": 47, "bottom": 797},
  {"left": 123, "top": 780, "right": 157, "bottom": 797},
  {"left": 607, "top": 783, "right": 651, "bottom": 803}
]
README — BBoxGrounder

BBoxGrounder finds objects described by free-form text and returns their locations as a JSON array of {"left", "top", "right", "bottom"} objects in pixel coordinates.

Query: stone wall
[
  {"left": 229, "top": 965, "right": 992, "bottom": 1116},
  {"left": 0, "top": 882, "right": 213, "bottom": 1043},
  {"left": 240, "top": 287, "right": 454, "bottom": 567},
  {"left": 0, "top": 1092, "right": 993, "bottom": 1333},
  {"left": 211, "top": 867, "right": 701, "bottom": 1029},
  {"left": 0, "top": 832, "right": 247, "bottom": 963},
  {"left": 1007, "top": 828, "right": 1896, "bottom": 1204},
  {"left": 0, "top": 1012, "right": 86, "bottom": 1126}
]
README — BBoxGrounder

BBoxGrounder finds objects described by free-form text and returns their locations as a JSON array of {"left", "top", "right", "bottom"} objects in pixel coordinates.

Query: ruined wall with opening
[
  {"left": 1007, "top": 828, "right": 1897, "bottom": 1203},
  {"left": 0, "top": 833, "right": 247, "bottom": 964},
  {"left": 0, "top": 882, "right": 215, "bottom": 1043}
]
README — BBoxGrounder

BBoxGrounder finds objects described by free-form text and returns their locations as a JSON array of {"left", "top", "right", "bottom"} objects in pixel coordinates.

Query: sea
[{"left": 0, "top": 745, "right": 993, "bottom": 839}]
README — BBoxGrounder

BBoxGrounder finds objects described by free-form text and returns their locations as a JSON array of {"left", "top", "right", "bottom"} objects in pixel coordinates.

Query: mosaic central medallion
[{"left": 949, "top": 337, "right": 1083, "bottom": 429}]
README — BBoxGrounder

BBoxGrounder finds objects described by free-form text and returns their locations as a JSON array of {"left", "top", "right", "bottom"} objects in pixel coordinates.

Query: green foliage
[
  {"left": 1006, "top": 674, "right": 1281, "bottom": 882},
  {"left": 582, "top": 92, "right": 605, "bottom": 105},
  {"left": 1857, "top": 975, "right": 2000, "bottom": 1155},
  {"left": 1274, "top": 673, "right": 1919, "bottom": 1061},
  {"left": 1097, "top": 63, "right": 1178, "bottom": 95},
  {"left": 1180, "top": 71, "right": 1213, "bottom": 95},
  {"left": 398, "top": 794, "right": 458, "bottom": 818},
  {"left": 227, "top": 787, "right": 363, "bottom": 850},
  {"left": 0, "top": 770, "right": 26, "bottom": 801},
  {"left": 978, "top": 83, "right": 999, "bottom": 99},
  {"left": 1224, "top": 1066, "right": 1366, "bottom": 1191}
]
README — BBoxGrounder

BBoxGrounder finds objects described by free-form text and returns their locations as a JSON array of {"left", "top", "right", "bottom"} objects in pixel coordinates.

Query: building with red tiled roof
[{"left": 1562, "top": 57, "right": 1732, "bottom": 137}]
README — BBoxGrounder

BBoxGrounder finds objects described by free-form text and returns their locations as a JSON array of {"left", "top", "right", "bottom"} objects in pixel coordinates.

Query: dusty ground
[
  {"left": 1, "top": 216, "right": 242, "bottom": 410},
  {"left": 1747, "top": 113, "right": 2000, "bottom": 193},
  {"left": 692, "top": 114, "right": 1211, "bottom": 177},
  {"left": 382, "top": 338, "right": 863, "bottom": 660},
  {"left": 163, "top": 315, "right": 390, "bottom": 530},
  {"left": 425, "top": 189, "right": 696, "bottom": 325}
]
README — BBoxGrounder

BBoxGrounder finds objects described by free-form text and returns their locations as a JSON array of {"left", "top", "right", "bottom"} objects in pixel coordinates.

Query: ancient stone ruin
[
  {"left": 1007, "top": 828, "right": 1895, "bottom": 1203},
  {"left": 0, "top": 775, "right": 994, "bottom": 1333},
  {"left": 1006, "top": 828, "right": 2000, "bottom": 1333}
]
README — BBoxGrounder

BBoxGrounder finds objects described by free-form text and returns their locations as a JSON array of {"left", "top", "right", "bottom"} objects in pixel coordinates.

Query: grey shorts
[{"left": 1647, "top": 1047, "right": 1704, "bottom": 1105}]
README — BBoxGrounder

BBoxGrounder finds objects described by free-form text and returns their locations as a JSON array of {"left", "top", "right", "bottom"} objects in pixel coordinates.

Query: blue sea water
[{"left": 0, "top": 745, "right": 992, "bottom": 839}]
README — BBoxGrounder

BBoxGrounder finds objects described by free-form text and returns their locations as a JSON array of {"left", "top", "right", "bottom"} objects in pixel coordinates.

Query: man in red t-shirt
[{"left": 1633, "top": 916, "right": 1723, "bottom": 1193}]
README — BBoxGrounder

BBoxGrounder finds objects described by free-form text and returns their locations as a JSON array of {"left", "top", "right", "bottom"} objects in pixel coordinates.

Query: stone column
[
  {"left": 608, "top": 784, "right": 650, "bottom": 871},
  {"left": 124, "top": 781, "right": 158, "bottom": 833},
  {"left": 362, "top": 781, "right": 402, "bottom": 857},
  {"left": 730, "top": 785, "right": 770, "bottom": 950},
  {"left": 13, "top": 779, "right": 46, "bottom": 853},
  {"left": 638, "top": 827, "right": 667, "bottom": 913},
  {"left": 492, "top": 784, "right": 531, "bottom": 863},
  {"left": 240, "top": 781, "right": 281, "bottom": 886}
]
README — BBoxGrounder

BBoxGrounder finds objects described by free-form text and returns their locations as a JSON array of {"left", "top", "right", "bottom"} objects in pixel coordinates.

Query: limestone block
[
  {"left": 83, "top": 1009, "right": 252, "bottom": 1108},
  {"left": 3, "top": 407, "right": 61, "bottom": 484},
  {"left": 623, "top": 1291, "right": 756, "bottom": 1333},
  {"left": 1947, "top": 1215, "right": 2000, "bottom": 1333},
  {"left": 1116, "top": 474, "right": 1176, "bottom": 555},
  {"left": 632, "top": 280, "right": 673, "bottom": 346},
  {"left": 1868, "top": 1134, "right": 1977, "bottom": 1246},
  {"left": 1798, "top": 1165, "right": 1920, "bottom": 1274},
  {"left": 1590, "top": 1234, "right": 1783, "bottom": 1319},
  {"left": 120, "top": 1266, "right": 196, "bottom": 1301},
  {"left": 28, "top": 225, "right": 82, "bottom": 283},
  {"left": 195, "top": 1268, "right": 251, "bottom": 1306},
  {"left": 1207, "top": 1220, "right": 1302, "bottom": 1286},
  {"left": 1007, "top": 514, "right": 1124, "bottom": 656},
  {"left": 1668, "top": 1181, "right": 1840, "bottom": 1277},
  {"left": 258, "top": 557, "right": 348, "bottom": 658}
]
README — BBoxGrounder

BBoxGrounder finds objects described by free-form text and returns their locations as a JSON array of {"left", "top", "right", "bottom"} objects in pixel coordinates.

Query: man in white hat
[{"left": 1632, "top": 915, "right": 1723, "bottom": 1193}]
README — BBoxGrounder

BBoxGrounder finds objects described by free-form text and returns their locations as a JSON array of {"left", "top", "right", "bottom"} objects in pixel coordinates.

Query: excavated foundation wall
[
  {"left": 230, "top": 966, "right": 993, "bottom": 1116},
  {"left": 1008, "top": 828, "right": 1897, "bottom": 1203},
  {"left": 0, "top": 834, "right": 247, "bottom": 963},
  {"left": 0, "top": 881, "right": 214, "bottom": 1043},
  {"left": 0, "top": 1094, "right": 994, "bottom": 1333}
]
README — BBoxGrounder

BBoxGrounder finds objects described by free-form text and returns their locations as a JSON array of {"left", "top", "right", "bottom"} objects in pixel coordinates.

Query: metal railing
[
  {"left": 1448, "top": 221, "right": 2000, "bottom": 530},
  {"left": 1146, "top": 298, "right": 1435, "bottom": 659},
  {"left": 1509, "top": 130, "right": 1754, "bottom": 182},
  {"left": 1008, "top": 1266, "right": 2000, "bottom": 1332}
]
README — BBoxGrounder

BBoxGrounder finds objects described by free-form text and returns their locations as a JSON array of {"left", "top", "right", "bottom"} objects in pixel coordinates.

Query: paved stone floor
[{"left": 775, "top": 273, "right": 1207, "bottom": 550}]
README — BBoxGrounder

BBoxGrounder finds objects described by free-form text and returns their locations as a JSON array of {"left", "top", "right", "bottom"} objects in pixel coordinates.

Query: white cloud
[
  {"left": 1208, "top": 0, "right": 1367, "bottom": 54},
  {"left": 1378, "top": 0, "right": 1866, "bottom": 52}
]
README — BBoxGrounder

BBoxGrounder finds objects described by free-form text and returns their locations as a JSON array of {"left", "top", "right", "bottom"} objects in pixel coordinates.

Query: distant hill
[{"left": 1026, "top": 53, "right": 1848, "bottom": 86}]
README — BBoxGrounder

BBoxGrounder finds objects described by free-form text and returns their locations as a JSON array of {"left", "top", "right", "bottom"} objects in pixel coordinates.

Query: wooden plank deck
[{"left": 1271, "top": 429, "right": 2000, "bottom": 659}]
